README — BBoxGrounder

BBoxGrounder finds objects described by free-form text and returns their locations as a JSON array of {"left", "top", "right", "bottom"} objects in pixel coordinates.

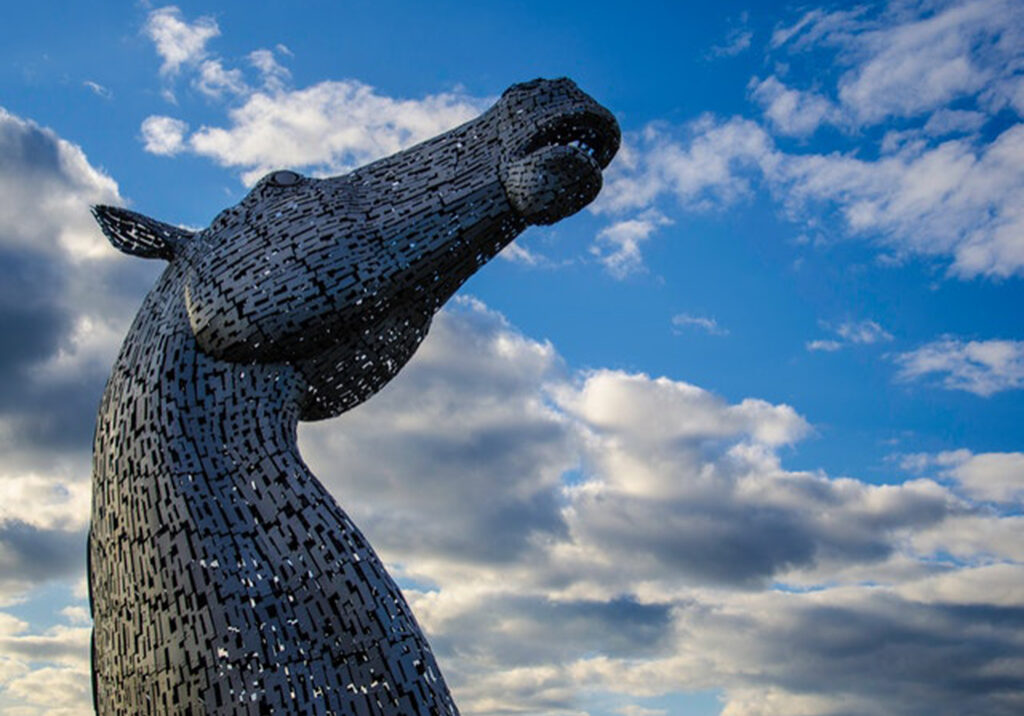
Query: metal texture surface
[{"left": 88, "top": 78, "right": 619, "bottom": 715}]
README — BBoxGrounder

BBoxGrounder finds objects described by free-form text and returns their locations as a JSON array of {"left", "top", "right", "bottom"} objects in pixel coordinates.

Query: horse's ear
[{"left": 91, "top": 205, "right": 194, "bottom": 260}]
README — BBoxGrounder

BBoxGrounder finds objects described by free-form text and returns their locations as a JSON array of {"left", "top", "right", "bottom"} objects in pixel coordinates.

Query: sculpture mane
[{"left": 88, "top": 77, "right": 619, "bottom": 715}]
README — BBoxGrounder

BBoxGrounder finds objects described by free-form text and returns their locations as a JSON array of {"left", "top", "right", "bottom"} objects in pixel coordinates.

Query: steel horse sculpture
[{"left": 88, "top": 78, "right": 619, "bottom": 715}]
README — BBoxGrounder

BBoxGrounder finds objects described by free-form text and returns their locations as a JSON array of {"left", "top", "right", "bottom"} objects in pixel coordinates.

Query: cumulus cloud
[
  {"left": 592, "top": 210, "right": 672, "bottom": 277},
  {"left": 595, "top": 117, "right": 776, "bottom": 216},
  {"left": 248, "top": 48, "right": 291, "bottom": 92},
  {"left": 895, "top": 337, "right": 1024, "bottom": 395},
  {"left": 0, "top": 612, "right": 91, "bottom": 715},
  {"left": 137, "top": 9, "right": 489, "bottom": 184},
  {"left": 140, "top": 115, "right": 188, "bottom": 155},
  {"left": 142, "top": 76, "right": 487, "bottom": 185},
  {"left": 300, "top": 298, "right": 574, "bottom": 570},
  {"left": 750, "top": 76, "right": 839, "bottom": 136},
  {"left": 903, "top": 449, "right": 1024, "bottom": 503},
  {"left": 193, "top": 58, "right": 248, "bottom": 98},
  {"left": 143, "top": 5, "right": 220, "bottom": 76},
  {"left": 187, "top": 80, "right": 487, "bottom": 184},
  {"left": 297, "top": 299, "right": 1019, "bottom": 714},
  {"left": 0, "top": 234, "right": 1019, "bottom": 712},
  {"left": 0, "top": 108, "right": 155, "bottom": 711},
  {"left": 0, "top": 109, "right": 120, "bottom": 261}
]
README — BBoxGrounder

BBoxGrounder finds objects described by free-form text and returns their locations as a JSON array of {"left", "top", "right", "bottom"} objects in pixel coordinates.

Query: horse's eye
[{"left": 268, "top": 170, "right": 301, "bottom": 187}]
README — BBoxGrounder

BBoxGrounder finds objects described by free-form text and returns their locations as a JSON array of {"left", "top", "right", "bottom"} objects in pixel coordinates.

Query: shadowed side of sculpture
[{"left": 88, "top": 78, "right": 619, "bottom": 715}]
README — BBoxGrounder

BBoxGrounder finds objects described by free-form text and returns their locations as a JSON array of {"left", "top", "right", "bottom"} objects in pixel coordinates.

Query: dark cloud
[
  {"left": 432, "top": 594, "right": 672, "bottom": 666},
  {"left": 570, "top": 482, "right": 954, "bottom": 587},
  {"left": 0, "top": 521, "right": 86, "bottom": 588},
  {"left": 0, "top": 248, "right": 70, "bottom": 379},
  {"left": 0, "top": 109, "right": 148, "bottom": 454},
  {"left": 735, "top": 595, "right": 1024, "bottom": 715},
  {"left": 301, "top": 303, "right": 576, "bottom": 566},
  {"left": 0, "top": 114, "right": 63, "bottom": 177}
]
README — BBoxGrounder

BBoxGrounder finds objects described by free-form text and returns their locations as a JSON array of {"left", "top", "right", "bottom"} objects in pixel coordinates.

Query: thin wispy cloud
[
  {"left": 82, "top": 81, "right": 111, "bottom": 99},
  {"left": 807, "top": 319, "right": 893, "bottom": 351},
  {"left": 672, "top": 313, "right": 729, "bottom": 336}
]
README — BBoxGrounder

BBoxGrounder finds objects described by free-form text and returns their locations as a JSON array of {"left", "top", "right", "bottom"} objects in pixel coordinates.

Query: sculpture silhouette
[{"left": 88, "top": 77, "right": 619, "bottom": 715}]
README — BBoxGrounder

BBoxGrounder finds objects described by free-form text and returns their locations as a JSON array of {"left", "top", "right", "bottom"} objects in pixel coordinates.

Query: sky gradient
[{"left": 1, "top": 1, "right": 1023, "bottom": 714}]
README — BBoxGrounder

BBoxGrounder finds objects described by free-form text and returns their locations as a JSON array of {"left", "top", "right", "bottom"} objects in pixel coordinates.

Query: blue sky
[{"left": 1, "top": 1, "right": 1023, "bottom": 714}]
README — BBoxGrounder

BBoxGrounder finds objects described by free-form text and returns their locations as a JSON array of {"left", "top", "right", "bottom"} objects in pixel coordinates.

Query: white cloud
[
  {"left": 836, "top": 1, "right": 1003, "bottom": 124},
  {"left": 709, "top": 26, "right": 753, "bottom": 59},
  {"left": 783, "top": 123, "right": 1024, "bottom": 278},
  {"left": 592, "top": 211, "right": 672, "bottom": 278},
  {"left": 0, "top": 471, "right": 89, "bottom": 533},
  {"left": 672, "top": 313, "right": 729, "bottom": 336},
  {"left": 808, "top": 319, "right": 893, "bottom": 351},
  {"left": 807, "top": 339, "right": 842, "bottom": 352},
  {"left": 0, "top": 611, "right": 91, "bottom": 714},
  {"left": 248, "top": 48, "right": 291, "bottom": 92},
  {"left": 138, "top": 11, "right": 490, "bottom": 183},
  {"left": 161, "top": 80, "right": 487, "bottom": 184},
  {"left": 498, "top": 240, "right": 545, "bottom": 267},
  {"left": 899, "top": 562, "right": 1024, "bottom": 606},
  {"left": 924, "top": 108, "right": 988, "bottom": 136},
  {"left": 835, "top": 320, "right": 892, "bottom": 344},
  {"left": 770, "top": 7, "right": 867, "bottom": 51},
  {"left": 910, "top": 513, "right": 1024, "bottom": 562},
  {"left": 143, "top": 5, "right": 220, "bottom": 76},
  {"left": 895, "top": 337, "right": 1024, "bottom": 395},
  {"left": 0, "top": 109, "right": 121, "bottom": 261},
  {"left": 140, "top": 115, "right": 188, "bottom": 156},
  {"left": 770, "top": 0, "right": 1024, "bottom": 126},
  {"left": 596, "top": 118, "right": 776, "bottom": 216},
  {"left": 903, "top": 449, "right": 1024, "bottom": 503},
  {"left": 602, "top": 115, "right": 1024, "bottom": 278},
  {"left": 597, "top": 1, "right": 1024, "bottom": 279},
  {"left": 82, "top": 81, "right": 111, "bottom": 99},
  {"left": 193, "top": 58, "right": 248, "bottom": 98},
  {"left": 750, "top": 76, "right": 838, "bottom": 136}
]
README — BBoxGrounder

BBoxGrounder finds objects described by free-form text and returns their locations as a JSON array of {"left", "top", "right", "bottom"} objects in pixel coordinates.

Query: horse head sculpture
[{"left": 89, "top": 77, "right": 619, "bottom": 715}]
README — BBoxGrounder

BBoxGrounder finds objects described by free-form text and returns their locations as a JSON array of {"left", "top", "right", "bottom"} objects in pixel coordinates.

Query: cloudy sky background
[{"left": 1, "top": 1, "right": 1023, "bottom": 714}]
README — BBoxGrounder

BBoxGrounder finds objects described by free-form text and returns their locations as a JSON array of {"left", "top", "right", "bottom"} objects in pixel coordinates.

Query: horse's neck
[{"left": 93, "top": 267, "right": 315, "bottom": 549}]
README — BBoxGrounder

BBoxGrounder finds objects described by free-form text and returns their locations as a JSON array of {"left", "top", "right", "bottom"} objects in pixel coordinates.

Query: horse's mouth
[{"left": 520, "top": 110, "right": 620, "bottom": 170}]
